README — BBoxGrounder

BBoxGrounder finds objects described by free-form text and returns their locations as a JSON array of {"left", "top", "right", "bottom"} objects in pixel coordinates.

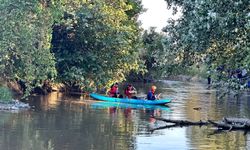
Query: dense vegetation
[
  {"left": 0, "top": 0, "right": 58, "bottom": 96},
  {"left": 0, "top": 86, "right": 12, "bottom": 103},
  {"left": 52, "top": 0, "right": 143, "bottom": 91},
  {"left": 160, "top": 0, "right": 250, "bottom": 95},
  {"left": 0, "top": 0, "right": 144, "bottom": 97},
  {"left": 0, "top": 0, "right": 249, "bottom": 98},
  {"left": 140, "top": 28, "right": 165, "bottom": 79}
]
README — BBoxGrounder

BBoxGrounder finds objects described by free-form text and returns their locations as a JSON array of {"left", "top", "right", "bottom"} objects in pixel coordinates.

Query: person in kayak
[
  {"left": 108, "top": 83, "right": 123, "bottom": 98},
  {"left": 124, "top": 84, "right": 137, "bottom": 99},
  {"left": 147, "top": 85, "right": 161, "bottom": 100}
]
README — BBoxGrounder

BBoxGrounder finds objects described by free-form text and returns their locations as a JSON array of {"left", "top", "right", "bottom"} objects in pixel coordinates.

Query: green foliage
[
  {"left": 162, "top": 0, "right": 250, "bottom": 92},
  {"left": 52, "top": 0, "right": 144, "bottom": 91},
  {"left": 125, "top": 0, "right": 144, "bottom": 18},
  {"left": 0, "top": 0, "right": 144, "bottom": 96},
  {"left": 0, "top": 86, "right": 12, "bottom": 103},
  {"left": 0, "top": 1, "right": 58, "bottom": 96},
  {"left": 140, "top": 27, "right": 165, "bottom": 79}
]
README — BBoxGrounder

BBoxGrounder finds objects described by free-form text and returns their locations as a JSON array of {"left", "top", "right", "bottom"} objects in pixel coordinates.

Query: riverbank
[{"left": 0, "top": 100, "right": 30, "bottom": 111}]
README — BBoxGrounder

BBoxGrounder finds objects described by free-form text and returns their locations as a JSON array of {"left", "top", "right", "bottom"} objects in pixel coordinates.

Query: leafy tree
[
  {"left": 162, "top": 0, "right": 250, "bottom": 92},
  {"left": 141, "top": 27, "right": 165, "bottom": 79},
  {"left": 52, "top": 0, "right": 144, "bottom": 91},
  {"left": 0, "top": 0, "right": 144, "bottom": 96},
  {"left": 0, "top": 0, "right": 58, "bottom": 96}
]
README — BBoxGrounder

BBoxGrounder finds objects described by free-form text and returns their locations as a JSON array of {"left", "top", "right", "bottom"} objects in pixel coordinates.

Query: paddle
[{"left": 156, "top": 93, "right": 161, "bottom": 100}]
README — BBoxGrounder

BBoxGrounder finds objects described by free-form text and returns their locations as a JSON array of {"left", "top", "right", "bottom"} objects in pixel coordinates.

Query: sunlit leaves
[
  {"left": 52, "top": 0, "right": 143, "bottom": 91},
  {"left": 0, "top": 0, "right": 144, "bottom": 95},
  {"left": 0, "top": 0, "right": 57, "bottom": 96}
]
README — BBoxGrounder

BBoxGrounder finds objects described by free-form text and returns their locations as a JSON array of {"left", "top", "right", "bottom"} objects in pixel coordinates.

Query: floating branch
[
  {"left": 208, "top": 117, "right": 250, "bottom": 131},
  {"left": 223, "top": 117, "right": 250, "bottom": 126},
  {"left": 150, "top": 124, "right": 179, "bottom": 132},
  {"left": 150, "top": 117, "right": 209, "bottom": 132},
  {"left": 151, "top": 117, "right": 250, "bottom": 132},
  {"left": 153, "top": 116, "right": 209, "bottom": 126}
]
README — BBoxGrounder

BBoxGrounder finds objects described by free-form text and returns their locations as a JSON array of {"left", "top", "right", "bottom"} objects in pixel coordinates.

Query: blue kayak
[
  {"left": 91, "top": 102, "right": 171, "bottom": 111},
  {"left": 90, "top": 93, "right": 171, "bottom": 105}
]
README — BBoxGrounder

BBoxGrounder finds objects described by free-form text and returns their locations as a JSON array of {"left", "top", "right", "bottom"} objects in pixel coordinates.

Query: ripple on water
[{"left": 1, "top": 81, "right": 250, "bottom": 150}]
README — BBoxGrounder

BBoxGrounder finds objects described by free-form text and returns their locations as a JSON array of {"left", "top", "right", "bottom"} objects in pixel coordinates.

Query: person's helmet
[{"left": 151, "top": 85, "right": 157, "bottom": 90}]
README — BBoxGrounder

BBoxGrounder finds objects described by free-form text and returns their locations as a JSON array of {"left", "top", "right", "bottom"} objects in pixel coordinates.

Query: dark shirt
[{"left": 147, "top": 91, "right": 156, "bottom": 100}]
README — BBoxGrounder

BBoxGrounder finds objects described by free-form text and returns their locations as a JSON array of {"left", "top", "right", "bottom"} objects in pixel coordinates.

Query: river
[{"left": 0, "top": 80, "right": 250, "bottom": 150}]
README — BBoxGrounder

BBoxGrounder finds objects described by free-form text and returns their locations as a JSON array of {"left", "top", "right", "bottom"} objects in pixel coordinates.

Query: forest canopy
[
  {"left": 0, "top": 0, "right": 144, "bottom": 96},
  {"left": 161, "top": 0, "right": 250, "bottom": 93},
  {"left": 0, "top": 0, "right": 249, "bottom": 97}
]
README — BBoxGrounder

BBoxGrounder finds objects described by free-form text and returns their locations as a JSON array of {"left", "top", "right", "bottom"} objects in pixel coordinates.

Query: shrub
[{"left": 0, "top": 86, "right": 13, "bottom": 103}]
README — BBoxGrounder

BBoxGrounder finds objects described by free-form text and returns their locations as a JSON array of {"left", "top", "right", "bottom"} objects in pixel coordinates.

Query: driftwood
[
  {"left": 153, "top": 117, "right": 209, "bottom": 126},
  {"left": 151, "top": 117, "right": 250, "bottom": 132},
  {"left": 208, "top": 117, "right": 250, "bottom": 131},
  {"left": 223, "top": 117, "right": 250, "bottom": 126},
  {"left": 150, "top": 117, "right": 209, "bottom": 132}
]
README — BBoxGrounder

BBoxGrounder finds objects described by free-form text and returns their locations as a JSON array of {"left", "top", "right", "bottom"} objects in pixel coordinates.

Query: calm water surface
[{"left": 1, "top": 80, "right": 250, "bottom": 150}]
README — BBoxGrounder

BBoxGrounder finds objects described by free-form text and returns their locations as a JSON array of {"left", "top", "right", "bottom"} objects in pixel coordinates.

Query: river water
[{"left": 1, "top": 80, "right": 250, "bottom": 150}]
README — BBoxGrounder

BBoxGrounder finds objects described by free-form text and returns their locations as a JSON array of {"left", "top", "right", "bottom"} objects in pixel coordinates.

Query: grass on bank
[{"left": 0, "top": 86, "right": 13, "bottom": 103}]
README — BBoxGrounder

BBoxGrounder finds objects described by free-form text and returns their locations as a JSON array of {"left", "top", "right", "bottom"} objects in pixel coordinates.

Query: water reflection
[{"left": 0, "top": 81, "right": 250, "bottom": 150}]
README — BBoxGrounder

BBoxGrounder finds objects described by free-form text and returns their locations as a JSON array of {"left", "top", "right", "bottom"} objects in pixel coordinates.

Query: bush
[{"left": 0, "top": 86, "right": 13, "bottom": 103}]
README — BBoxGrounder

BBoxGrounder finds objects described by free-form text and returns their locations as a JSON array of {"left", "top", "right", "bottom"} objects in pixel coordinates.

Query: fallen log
[
  {"left": 150, "top": 117, "right": 209, "bottom": 132},
  {"left": 150, "top": 124, "right": 179, "bottom": 132},
  {"left": 208, "top": 118, "right": 250, "bottom": 131},
  {"left": 153, "top": 117, "right": 209, "bottom": 126},
  {"left": 151, "top": 117, "right": 250, "bottom": 132},
  {"left": 208, "top": 120, "right": 248, "bottom": 131},
  {"left": 223, "top": 117, "right": 250, "bottom": 126}
]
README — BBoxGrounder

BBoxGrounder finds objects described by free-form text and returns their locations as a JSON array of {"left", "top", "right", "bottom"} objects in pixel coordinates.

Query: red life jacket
[
  {"left": 109, "top": 86, "right": 118, "bottom": 97},
  {"left": 124, "top": 86, "right": 133, "bottom": 98}
]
